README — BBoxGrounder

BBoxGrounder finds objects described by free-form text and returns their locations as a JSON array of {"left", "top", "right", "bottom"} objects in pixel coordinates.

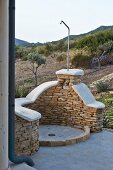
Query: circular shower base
[{"left": 39, "top": 125, "right": 90, "bottom": 146}]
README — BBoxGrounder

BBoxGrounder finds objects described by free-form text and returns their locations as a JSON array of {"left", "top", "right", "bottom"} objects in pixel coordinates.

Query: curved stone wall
[{"left": 26, "top": 71, "right": 104, "bottom": 132}]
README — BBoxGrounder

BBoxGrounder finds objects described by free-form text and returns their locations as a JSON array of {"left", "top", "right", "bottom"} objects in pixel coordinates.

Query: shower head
[{"left": 60, "top": 21, "right": 63, "bottom": 24}]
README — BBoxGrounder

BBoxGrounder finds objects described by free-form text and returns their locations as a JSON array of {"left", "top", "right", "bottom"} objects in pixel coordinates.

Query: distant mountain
[
  {"left": 15, "top": 38, "right": 30, "bottom": 46},
  {"left": 89, "top": 25, "right": 113, "bottom": 34},
  {"left": 60, "top": 25, "right": 113, "bottom": 42},
  {"left": 15, "top": 25, "right": 113, "bottom": 46},
  {"left": 15, "top": 38, "right": 44, "bottom": 47}
]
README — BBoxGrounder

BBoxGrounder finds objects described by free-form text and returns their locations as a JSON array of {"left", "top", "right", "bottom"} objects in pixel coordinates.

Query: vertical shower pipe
[
  {"left": 0, "top": 0, "right": 9, "bottom": 170},
  {"left": 60, "top": 21, "right": 70, "bottom": 70}
]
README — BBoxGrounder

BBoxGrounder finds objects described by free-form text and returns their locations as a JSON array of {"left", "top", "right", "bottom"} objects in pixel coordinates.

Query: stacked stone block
[{"left": 15, "top": 115, "right": 39, "bottom": 155}]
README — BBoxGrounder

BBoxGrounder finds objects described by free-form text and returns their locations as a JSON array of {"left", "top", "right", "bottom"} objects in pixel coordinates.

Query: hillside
[
  {"left": 15, "top": 25, "right": 113, "bottom": 46},
  {"left": 54, "top": 25, "right": 113, "bottom": 42},
  {"left": 15, "top": 24, "right": 113, "bottom": 87},
  {"left": 15, "top": 38, "right": 30, "bottom": 46},
  {"left": 89, "top": 25, "right": 113, "bottom": 34}
]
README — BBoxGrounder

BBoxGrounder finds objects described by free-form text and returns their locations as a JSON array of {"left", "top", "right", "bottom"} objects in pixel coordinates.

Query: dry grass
[
  {"left": 15, "top": 56, "right": 66, "bottom": 86},
  {"left": 16, "top": 57, "right": 113, "bottom": 88}
]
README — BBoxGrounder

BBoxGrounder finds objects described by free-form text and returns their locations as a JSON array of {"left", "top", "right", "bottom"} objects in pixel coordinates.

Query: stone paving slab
[
  {"left": 10, "top": 163, "right": 36, "bottom": 170},
  {"left": 39, "top": 125, "right": 90, "bottom": 146},
  {"left": 39, "top": 125, "right": 84, "bottom": 141},
  {"left": 31, "top": 130, "right": 113, "bottom": 170}
]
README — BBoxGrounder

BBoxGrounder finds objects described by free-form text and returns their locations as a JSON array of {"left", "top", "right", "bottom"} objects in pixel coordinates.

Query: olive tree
[
  {"left": 28, "top": 52, "right": 46, "bottom": 86},
  {"left": 95, "top": 41, "right": 113, "bottom": 69}
]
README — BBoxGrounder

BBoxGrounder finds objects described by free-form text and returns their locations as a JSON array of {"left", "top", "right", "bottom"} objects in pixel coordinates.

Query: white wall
[{"left": 0, "top": 0, "right": 9, "bottom": 170}]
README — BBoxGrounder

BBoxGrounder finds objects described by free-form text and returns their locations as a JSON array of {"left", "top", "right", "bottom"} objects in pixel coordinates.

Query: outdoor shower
[{"left": 60, "top": 20, "right": 70, "bottom": 70}]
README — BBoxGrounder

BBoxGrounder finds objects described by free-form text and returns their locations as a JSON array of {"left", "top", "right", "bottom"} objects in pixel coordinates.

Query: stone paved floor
[
  {"left": 31, "top": 130, "right": 113, "bottom": 170},
  {"left": 39, "top": 125, "right": 84, "bottom": 141},
  {"left": 10, "top": 162, "right": 36, "bottom": 170}
]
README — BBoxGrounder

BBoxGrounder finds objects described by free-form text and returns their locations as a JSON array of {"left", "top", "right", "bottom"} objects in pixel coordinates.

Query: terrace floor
[{"left": 31, "top": 130, "right": 113, "bottom": 170}]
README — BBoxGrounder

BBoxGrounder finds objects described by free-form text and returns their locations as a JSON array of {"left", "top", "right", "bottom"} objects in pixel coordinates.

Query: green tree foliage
[
  {"left": 97, "top": 41, "right": 113, "bottom": 55},
  {"left": 27, "top": 52, "right": 46, "bottom": 86},
  {"left": 91, "top": 41, "right": 113, "bottom": 69},
  {"left": 76, "top": 30, "right": 113, "bottom": 54}
]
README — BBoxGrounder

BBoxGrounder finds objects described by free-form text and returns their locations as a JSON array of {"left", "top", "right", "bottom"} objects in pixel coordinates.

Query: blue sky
[{"left": 15, "top": 0, "right": 113, "bottom": 43}]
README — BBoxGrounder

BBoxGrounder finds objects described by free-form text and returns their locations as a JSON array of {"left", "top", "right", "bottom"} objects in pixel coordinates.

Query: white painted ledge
[
  {"left": 87, "top": 101, "right": 105, "bottom": 109},
  {"left": 56, "top": 69, "right": 84, "bottom": 76},
  {"left": 15, "top": 98, "right": 32, "bottom": 106},
  {"left": 73, "top": 83, "right": 105, "bottom": 109},
  {"left": 15, "top": 105, "right": 41, "bottom": 121},
  {"left": 26, "top": 81, "right": 58, "bottom": 102},
  {"left": 15, "top": 81, "right": 58, "bottom": 121}
]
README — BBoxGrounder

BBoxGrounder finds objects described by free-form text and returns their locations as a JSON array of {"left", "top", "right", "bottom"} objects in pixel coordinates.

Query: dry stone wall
[
  {"left": 26, "top": 74, "right": 103, "bottom": 132},
  {"left": 15, "top": 115, "right": 39, "bottom": 155}
]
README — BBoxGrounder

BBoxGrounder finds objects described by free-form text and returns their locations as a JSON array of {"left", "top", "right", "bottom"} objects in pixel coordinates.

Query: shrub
[
  {"left": 15, "top": 85, "right": 29, "bottom": 98},
  {"left": 107, "top": 110, "right": 113, "bottom": 116},
  {"left": 15, "top": 46, "right": 30, "bottom": 59},
  {"left": 96, "top": 81, "right": 109, "bottom": 93},
  {"left": 56, "top": 53, "right": 67, "bottom": 62},
  {"left": 22, "top": 55, "right": 28, "bottom": 61},
  {"left": 71, "top": 53, "right": 92, "bottom": 68},
  {"left": 37, "top": 46, "right": 48, "bottom": 55},
  {"left": 103, "top": 112, "right": 109, "bottom": 128}
]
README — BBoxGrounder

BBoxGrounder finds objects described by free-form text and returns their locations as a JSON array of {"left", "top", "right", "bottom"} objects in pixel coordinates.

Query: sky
[{"left": 15, "top": 0, "right": 113, "bottom": 43}]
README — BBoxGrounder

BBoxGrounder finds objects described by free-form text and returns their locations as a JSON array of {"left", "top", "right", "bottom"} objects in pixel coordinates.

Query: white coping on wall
[
  {"left": 15, "top": 81, "right": 58, "bottom": 121},
  {"left": 15, "top": 105, "right": 41, "bottom": 121},
  {"left": 56, "top": 69, "right": 84, "bottom": 76},
  {"left": 15, "top": 98, "right": 32, "bottom": 106},
  {"left": 26, "top": 81, "right": 58, "bottom": 102},
  {"left": 73, "top": 83, "right": 105, "bottom": 109}
]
